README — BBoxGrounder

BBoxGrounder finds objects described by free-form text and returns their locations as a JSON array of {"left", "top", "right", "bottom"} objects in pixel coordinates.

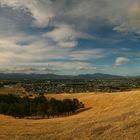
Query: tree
[{"left": 0, "top": 94, "right": 84, "bottom": 118}]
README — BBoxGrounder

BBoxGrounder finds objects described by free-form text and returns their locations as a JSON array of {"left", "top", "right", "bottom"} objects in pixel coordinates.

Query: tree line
[{"left": 0, "top": 94, "right": 84, "bottom": 118}]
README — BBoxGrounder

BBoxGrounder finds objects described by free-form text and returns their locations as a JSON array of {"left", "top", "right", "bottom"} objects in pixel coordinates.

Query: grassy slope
[{"left": 0, "top": 90, "right": 140, "bottom": 140}]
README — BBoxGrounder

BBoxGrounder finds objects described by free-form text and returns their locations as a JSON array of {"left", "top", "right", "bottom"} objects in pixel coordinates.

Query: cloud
[
  {"left": 0, "top": 66, "right": 59, "bottom": 74},
  {"left": 115, "top": 57, "right": 129, "bottom": 66},
  {"left": 45, "top": 61, "right": 97, "bottom": 73},
  {"left": 0, "top": 35, "right": 105, "bottom": 73},
  {"left": 112, "top": 2, "right": 140, "bottom": 33},
  {"left": 0, "top": 0, "right": 139, "bottom": 74},
  {"left": 0, "top": 0, "right": 54, "bottom": 27},
  {"left": 43, "top": 25, "right": 78, "bottom": 48},
  {"left": 69, "top": 49, "right": 105, "bottom": 61},
  {"left": 1, "top": 0, "right": 140, "bottom": 34},
  {"left": 43, "top": 24, "right": 95, "bottom": 48}
]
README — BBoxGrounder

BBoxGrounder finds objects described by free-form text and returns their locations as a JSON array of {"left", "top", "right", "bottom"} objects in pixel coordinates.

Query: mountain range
[{"left": 0, "top": 73, "right": 125, "bottom": 80}]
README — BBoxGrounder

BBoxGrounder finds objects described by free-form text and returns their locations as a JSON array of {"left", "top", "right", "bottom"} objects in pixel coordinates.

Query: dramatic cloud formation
[{"left": 0, "top": 0, "right": 140, "bottom": 75}]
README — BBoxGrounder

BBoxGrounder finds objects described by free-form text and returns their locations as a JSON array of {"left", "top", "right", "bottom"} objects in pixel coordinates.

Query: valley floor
[{"left": 0, "top": 90, "right": 140, "bottom": 140}]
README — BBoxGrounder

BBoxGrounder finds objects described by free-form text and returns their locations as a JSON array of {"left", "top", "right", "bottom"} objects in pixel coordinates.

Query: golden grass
[
  {"left": 0, "top": 90, "right": 140, "bottom": 140},
  {"left": 0, "top": 86, "right": 26, "bottom": 95}
]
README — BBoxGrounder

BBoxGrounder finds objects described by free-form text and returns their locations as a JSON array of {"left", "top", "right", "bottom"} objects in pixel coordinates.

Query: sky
[{"left": 0, "top": 0, "right": 140, "bottom": 76}]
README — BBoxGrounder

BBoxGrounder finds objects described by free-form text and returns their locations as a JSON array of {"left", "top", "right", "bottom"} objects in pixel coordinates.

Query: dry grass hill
[{"left": 0, "top": 90, "right": 140, "bottom": 140}]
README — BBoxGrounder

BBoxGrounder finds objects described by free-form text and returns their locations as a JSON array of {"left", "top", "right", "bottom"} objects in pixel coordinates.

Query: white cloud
[
  {"left": 115, "top": 57, "right": 129, "bottom": 66},
  {"left": 69, "top": 49, "right": 105, "bottom": 60},
  {"left": 0, "top": 35, "right": 105, "bottom": 72},
  {"left": 46, "top": 61, "right": 96, "bottom": 71},
  {"left": 43, "top": 24, "right": 95, "bottom": 48}
]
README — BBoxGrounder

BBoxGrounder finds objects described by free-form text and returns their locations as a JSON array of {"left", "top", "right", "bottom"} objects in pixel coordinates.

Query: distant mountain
[
  {"left": 0, "top": 73, "right": 63, "bottom": 80},
  {"left": 0, "top": 73, "right": 124, "bottom": 80},
  {"left": 75, "top": 73, "right": 123, "bottom": 79}
]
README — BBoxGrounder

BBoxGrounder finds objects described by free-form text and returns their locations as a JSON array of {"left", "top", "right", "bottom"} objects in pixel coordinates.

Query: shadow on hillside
[
  {"left": 74, "top": 107, "right": 92, "bottom": 114},
  {"left": 23, "top": 107, "right": 92, "bottom": 120}
]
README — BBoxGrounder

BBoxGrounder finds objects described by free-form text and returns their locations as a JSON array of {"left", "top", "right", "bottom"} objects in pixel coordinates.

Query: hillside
[{"left": 0, "top": 90, "right": 140, "bottom": 140}]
